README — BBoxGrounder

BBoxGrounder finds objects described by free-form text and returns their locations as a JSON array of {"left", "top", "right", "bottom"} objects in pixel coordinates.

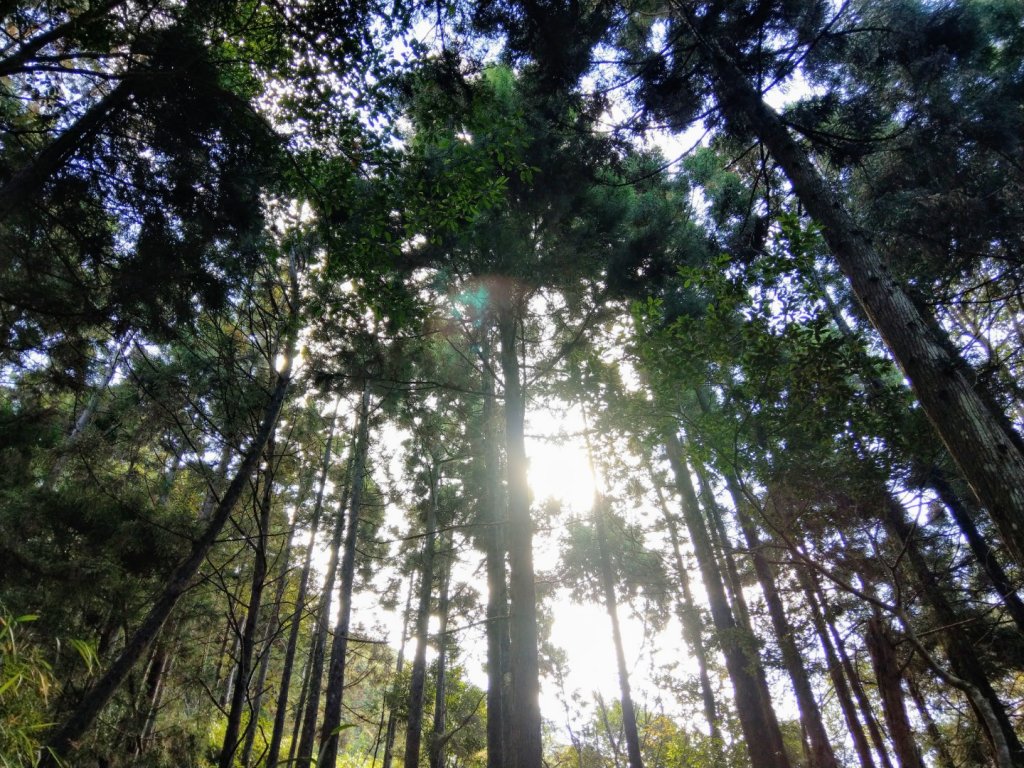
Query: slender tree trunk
[
  {"left": 319, "top": 385, "right": 372, "bottom": 768},
  {"left": 927, "top": 468, "right": 1024, "bottom": 633},
  {"left": 404, "top": 465, "right": 439, "bottom": 768},
  {"left": 864, "top": 616, "right": 925, "bottom": 768},
  {"left": 594, "top": 497, "right": 645, "bottom": 768},
  {"left": 41, "top": 350, "right": 294, "bottom": 765},
  {"left": 795, "top": 565, "right": 877, "bottom": 768},
  {"left": 289, "top": 646, "right": 314, "bottom": 768},
  {"left": 815, "top": 574, "right": 894, "bottom": 768},
  {"left": 663, "top": 432, "right": 791, "bottom": 768},
  {"left": 429, "top": 535, "right": 453, "bottom": 768},
  {"left": 881, "top": 496, "right": 1024, "bottom": 763},
  {"left": 699, "top": 469, "right": 784, "bottom": 758},
  {"left": 220, "top": 434, "right": 279, "bottom": 768},
  {"left": 690, "top": 20, "right": 1024, "bottom": 566},
  {"left": 295, "top": 452, "right": 355, "bottom": 768},
  {"left": 721, "top": 476, "right": 839, "bottom": 768},
  {"left": 651, "top": 478, "right": 720, "bottom": 744},
  {"left": 221, "top": 626, "right": 243, "bottom": 709},
  {"left": 241, "top": 473, "right": 304, "bottom": 768},
  {"left": 498, "top": 303, "right": 543, "bottom": 768},
  {"left": 818, "top": 280, "right": 1024, "bottom": 632},
  {"left": 905, "top": 673, "right": 957, "bottom": 768},
  {"left": 266, "top": 409, "right": 339, "bottom": 768},
  {"left": 383, "top": 574, "right": 416, "bottom": 768},
  {"left": 201, "top": 443, "right": 235, "bottom": 522},
  {"left": 132, "top": 640, "right": 171, "bottom": 757},
  {"left": 482, "top": 336, "right": 510, "bottom": 768}
]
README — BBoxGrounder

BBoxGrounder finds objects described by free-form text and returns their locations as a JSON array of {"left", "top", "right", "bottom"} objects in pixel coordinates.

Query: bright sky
[{"left": 338, "top": 395, "right": 697, "bottom": 743}]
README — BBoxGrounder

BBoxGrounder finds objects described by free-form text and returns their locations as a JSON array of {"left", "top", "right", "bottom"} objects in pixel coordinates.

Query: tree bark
[
  {"left": 651, "top": 478, "right": 720, "bottom": 744},
  {"left": 813, "top": 573, "right": 895, "bottom": 768},
  {"left": 498, "top": 303, "right": 543, "bottom": 768},
  {"left": 699, "top": 467, "right": 784, "bottom": 759},
  {"left": 690, "top": 21, "right": 1024, "bottom": 567},
  {"left": 132, "top": 640, "right": 172, "bottom": 757},
  {"left": 722, "top": 477, "right": 839, "bottom": 768},
  {"left": 795, "top": 565, "right": 878, "bottom": 768},
  {"left": 0, "top": 77, "right": 134, "bottom": 219},
  {"left": 289, "top": 644, "right": 315, "bottom": 768},
  {"left": 0, "top": 0, "right": 129, "bottom": 77},
  {"left": 240, "top": 463, "right": 306, "bottom": 768},
  {"left": 594, "top": 497, "right": 645, "bottom": 768},
  {"left": 482, "top": 338, "right": 511, "bottom": 768},
  {"left": 881, "top": 496, "right": 1024, "bottom": 763},
  {"left": 220, "top": 434, "right": 278, "bottom": 768},
  {"left": 319, "top": 385, "right": 372, "bottom": 768},
  {"left": 295, "top": 447, "right": 355, "bottom": 768},
  {"left": 864, "top": 616, "right": 926, "bottom": 768},
  {"left": 404, "top": 464, "right": 440, "bottom": 768},
  {"left": 49, "top": 331, "right": 136, "bottom": 484},
  {"left": 663, "top": 432, "right": 791, "bottom": 768},
  {"left": 266, "top": 410, "right": 339, "bottom": 768},
  {"left": 926, "top": 468, "right": 1024, "bottom": 633},
  {"left": 429, "top": 535, "right": 453, "bottom": 768},
  {"left": 905, "top": 673, "right": 957, "bottom": 768},
  {"left": 818, "top": 281, "right": 1024, "bottom": 631},
  {"left": 383, "top": 573, "right": 416, "bottom": 768}
]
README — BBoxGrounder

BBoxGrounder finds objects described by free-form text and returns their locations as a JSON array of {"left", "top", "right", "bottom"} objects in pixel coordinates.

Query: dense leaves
[{"left": 2, "top": 2, "right": 1024, "bottom": 768}]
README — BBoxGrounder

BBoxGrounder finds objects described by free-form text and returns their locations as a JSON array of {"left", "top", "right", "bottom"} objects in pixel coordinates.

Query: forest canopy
[{"left": 2, "top": 2, "right": 1024, "bottom": 768}]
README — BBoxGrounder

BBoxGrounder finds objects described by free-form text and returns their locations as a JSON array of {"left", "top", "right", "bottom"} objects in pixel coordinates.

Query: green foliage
[
  {"left": 0, "top": 611, "right": 55, "bottom": 767},
  {"left": 0, "top": 608, "right": 98, "bottom": 768}
]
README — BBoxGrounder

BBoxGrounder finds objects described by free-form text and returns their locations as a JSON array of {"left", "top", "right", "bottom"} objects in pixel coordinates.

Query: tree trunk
[
  {"left": 295, "top": 449, "right": 355, "bottom": 768},
  {"left": 498, "top": 303, "right": 543, "bottom": 768},
  {"left": 905, "top": 673, "right": 957, "bottom": 768},
  {"left": 49, "top": 331, "right": 136, "bottom": 484},
  {"left": 241, "top": 464, "right": 306, "bottom": 768},
  {"left": 596, "top": 692, "right": 623, "bottom": 768},
  {"left": 926, "top": 468, "right": 1024, "bottom": 633},
  {"left": 266, "top": 409, "right": 339, "bottom": 768},
  {"left": 651, "top": 478, "right": 720, "bottom": 744},
  {"left": 691, "top": 21, "right": 1024, "bottom": 567},
  {"left": 818, "top": 275, "right": 1024, "bottom": 633},
  {"left": 812, "top": 571, "right": 894, "bottom": 768},
  {"left": 699, "top": 467, "right": 785, "bottom": 759},
  {"left": 132, "top": 640, "right": 171, "bottom": 757},
  {"left": 289, "top": 645, "right": 315, "bottom": 768},
  {"left": 663, "top": 432, "right": 791, "bottom": 768},
  {"left": 220, "top": 433, "right": 278, "bottom": 768},
  {"left": 864, "top": 616, "right": 926, "bottom": 768},
  {"left": 795, "top": 565, "right": 878, "bottom": 768},
  {"left": 429, "top": 535, "right": 453, "bottom": 768},
  {"left": 722, "top": 476, "right": 839, "bottom": 768},
  {"left": 482, "top": 336, "right": 511, "bottom": 768},
  {"left": 0, "top": 0, "right": 129, "bottom": 77},
  {"left": 404, "top": 463, "right": 440, "bottom": 768},
  {"left": 319, "top": 385, "right": 372, "bottom": 768},
  {"left": 383, "top": 573, "right": 416, "bottom": 768},
  {"left": 221, "top": 624, "right": 243, "bottom": 709},
  {"left": 594, "top": 497, "right": 644, "bottom": 768},
  {"left": 41, "top": 351, "right": 294, "bottom": 766},
  {"left": 881, "top": 496, "right": 1024, "bottom": 763}
]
